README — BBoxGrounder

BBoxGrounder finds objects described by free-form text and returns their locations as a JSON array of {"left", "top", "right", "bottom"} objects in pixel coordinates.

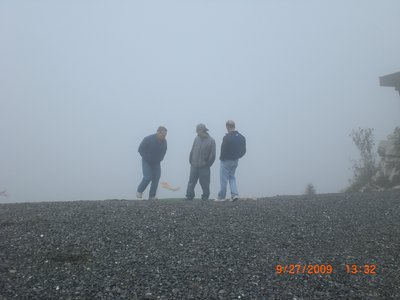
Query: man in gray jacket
[{"left": 185, "top": 123, "right": 216, "bottom": 200}]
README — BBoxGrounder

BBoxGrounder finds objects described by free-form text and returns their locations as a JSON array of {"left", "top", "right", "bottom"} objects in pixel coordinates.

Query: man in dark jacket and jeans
[
  {"left": 137, "top": 126, "right": 167, "bottom": 200},
  {"left": 185, "top": 123, "right": 216, "bottom": 200},
  {"left": 215, "top": 120, "right": 246, "bottom": 202}
]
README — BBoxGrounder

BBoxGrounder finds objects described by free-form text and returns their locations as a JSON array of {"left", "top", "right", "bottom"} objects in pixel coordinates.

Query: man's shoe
[
  {"left": 231, "top": 195, "right": 239, "bottom": 202},
  {"left": 185, "top": 197, "right": 193, "bottom": 201},
  {"left": 149, "top": 197, "right": 158, "bottom": 200},
  {"left": 136, "top": 192, "right": 143, "bottom": 199},
  {"left": 214, "top": 198, "right": 226, "bottom": 202}
]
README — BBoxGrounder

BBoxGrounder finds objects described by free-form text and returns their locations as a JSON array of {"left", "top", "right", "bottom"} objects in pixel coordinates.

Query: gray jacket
[{"left": 189, "top": 134, "right": 216, "bottom": 168}]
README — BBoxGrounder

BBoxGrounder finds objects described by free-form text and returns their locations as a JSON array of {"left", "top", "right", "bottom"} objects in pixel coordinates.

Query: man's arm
[
  {"left": 239, "top": 135, "right": 246, "bottom": 158},
  {"left": 220, "top": 135, "right": 227, "bottom": 160},
  {"left": 160, "top": 140, "right": 167, "bottom": 161},
  {"left": 138, "top": 136, "right": 149, "bottom": 159},
  {"left": 208, "top": 139, "right": 216, "bottom": 167},
  {"left": 189, "top": 140, "right": 195, "bottom": 165}
]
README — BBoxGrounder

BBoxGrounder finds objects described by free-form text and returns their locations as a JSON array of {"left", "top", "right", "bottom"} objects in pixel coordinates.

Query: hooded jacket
[{"left": 189, "top": 133, "right": 216, "bottom": 168}]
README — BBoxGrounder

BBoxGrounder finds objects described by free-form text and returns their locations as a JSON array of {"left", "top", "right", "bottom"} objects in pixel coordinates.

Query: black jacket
[
  {"left": 220, "top": 131, "right": 246, "bottom": 161},
  {"left": 138, "top": 134, "right": 167, "bottom": 164}
]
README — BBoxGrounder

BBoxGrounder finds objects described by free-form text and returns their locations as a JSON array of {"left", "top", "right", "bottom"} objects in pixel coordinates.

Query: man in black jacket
[
  {"left": 215, "top": 120, "right": 246, "bottom": 202},
  {"left": 137, "top": 126, "right": 167, "bottom": 200}
]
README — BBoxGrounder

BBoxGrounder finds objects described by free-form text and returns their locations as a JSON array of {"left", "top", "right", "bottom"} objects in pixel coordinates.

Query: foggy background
[{"left": 1, "top": 1, "right": 399, "bottom": 203}]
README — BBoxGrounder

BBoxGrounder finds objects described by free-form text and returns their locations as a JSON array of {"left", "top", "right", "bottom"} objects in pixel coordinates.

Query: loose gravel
[{"left": 0, "top": 190, "right": 399, "bottom": 299}]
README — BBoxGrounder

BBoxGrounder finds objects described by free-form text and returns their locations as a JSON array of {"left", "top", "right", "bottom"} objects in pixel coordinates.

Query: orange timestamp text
[
  {"left": 275, "top": 264, "right": 333, "bottom": 275},
  {"left": 275, "top": 263, "right": 377, "bottom": 275}
]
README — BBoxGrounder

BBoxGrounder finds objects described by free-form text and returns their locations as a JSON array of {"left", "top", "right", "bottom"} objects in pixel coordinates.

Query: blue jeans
[
  {"left": 185, "top": 166, "right": 210, "bottom": 200},
  {"left": 218, "top": 160, "right": 238, "bottom": 199},
  {"left": 137, "top": 159, "right": 161, "bottom": 198}
]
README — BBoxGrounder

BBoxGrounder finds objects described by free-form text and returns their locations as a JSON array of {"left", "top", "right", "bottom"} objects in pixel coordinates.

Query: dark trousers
[
  {"left": 185, "top": 165, "right": 210, "bottom": 200},
  {"left": 137, "top": 159, "right": 161, "bottom": 198}
]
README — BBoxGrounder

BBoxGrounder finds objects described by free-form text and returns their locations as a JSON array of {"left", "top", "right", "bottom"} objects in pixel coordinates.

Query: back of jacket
[
  {"left": 189, "top": 134, "right": 216, "bottom": 168},
  {"left": 220, "top": 131, "right": 246, "bottom": 161}
]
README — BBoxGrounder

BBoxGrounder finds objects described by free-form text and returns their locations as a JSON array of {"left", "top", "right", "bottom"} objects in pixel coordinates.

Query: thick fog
[{"left": 1, "top": 1, "right": 399, "bottom": 202}]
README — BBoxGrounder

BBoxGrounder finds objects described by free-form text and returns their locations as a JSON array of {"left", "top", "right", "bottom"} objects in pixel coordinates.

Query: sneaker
[
  {"left": 231, "top": 195, "right": 239, "bottom": 202},
  {"left": 214, "top": 198, "right": 226, "bottom": 202},
  {"left": 136, "top": 192, "right": 143, "bottom": 199}
]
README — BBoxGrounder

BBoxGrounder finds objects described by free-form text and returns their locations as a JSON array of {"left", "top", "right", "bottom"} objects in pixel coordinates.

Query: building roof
[{"left": 380, "top": 71, "right": 400, "bottom": 95}]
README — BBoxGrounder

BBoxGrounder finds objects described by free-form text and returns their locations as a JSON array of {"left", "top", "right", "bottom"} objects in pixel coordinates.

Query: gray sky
[{"left": 1, "top": 1, "right": 399, "bottom": 202}]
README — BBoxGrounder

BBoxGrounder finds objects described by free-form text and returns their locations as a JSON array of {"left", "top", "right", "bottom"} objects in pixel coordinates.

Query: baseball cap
[{"left": 196, "top": 123, "right": 209, "bottom": 131}]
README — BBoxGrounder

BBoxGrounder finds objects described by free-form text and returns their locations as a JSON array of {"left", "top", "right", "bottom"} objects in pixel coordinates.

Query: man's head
[
  {"left": 226, "top": 120, "right": 236, "bottom": 132},
  {"left": 156, "top": 126, "right": 167, "bottom": 141},
  {"left": 196, "top": 123, "right": 209, "bottom": 137}
]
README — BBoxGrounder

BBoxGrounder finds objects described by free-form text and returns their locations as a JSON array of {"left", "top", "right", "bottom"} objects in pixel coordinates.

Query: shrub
[
  {"left": 346, "top": 128, "right": 378, "bottom": 192},
  {"left": 304, "top": 183, "right": 316, "bottom": 195}
]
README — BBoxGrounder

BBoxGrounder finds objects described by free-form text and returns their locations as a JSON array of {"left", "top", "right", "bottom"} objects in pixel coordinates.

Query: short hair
[
  {"left": 226, "top": 120, "right": 235, "bottom": 129},
  {"left": 157, "top": 126, "right": 167, "bottom": 132}
]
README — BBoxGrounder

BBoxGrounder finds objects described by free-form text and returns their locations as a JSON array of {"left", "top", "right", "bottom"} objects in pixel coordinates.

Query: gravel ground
[{"left": 0, "top": 190, "right": 399, "bottom": 299}]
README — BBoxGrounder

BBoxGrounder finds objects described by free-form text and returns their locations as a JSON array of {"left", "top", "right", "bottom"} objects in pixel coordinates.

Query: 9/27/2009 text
[{"left": 275, "top": 264, "right": 377, "bottom": 275}]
